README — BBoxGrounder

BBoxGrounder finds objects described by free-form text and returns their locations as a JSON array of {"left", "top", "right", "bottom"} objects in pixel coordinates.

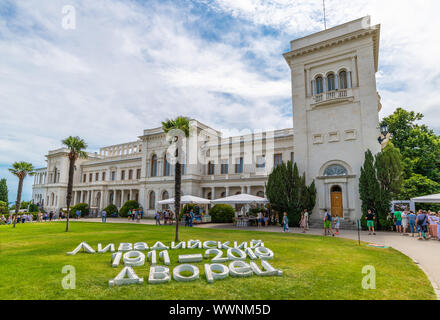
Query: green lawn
[{"left": 0, "top": 222, "right": 435, "bottom": 300}]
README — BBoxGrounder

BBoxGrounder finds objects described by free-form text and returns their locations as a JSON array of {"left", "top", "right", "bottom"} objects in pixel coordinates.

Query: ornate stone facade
[
  {"left": 32, "top": 16, "right": 382, "bottom": 223},
  {"left": 32, "top": 120, "right": 294, "bottom": 217}
]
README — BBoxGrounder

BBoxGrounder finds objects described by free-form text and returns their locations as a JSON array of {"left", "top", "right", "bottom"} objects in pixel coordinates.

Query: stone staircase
[{"left": 308, "top": 218, "right": 359, "bottom": 230}]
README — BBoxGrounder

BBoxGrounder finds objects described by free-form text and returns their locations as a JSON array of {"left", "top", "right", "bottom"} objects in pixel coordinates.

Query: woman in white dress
[{"left": 401, "top": 209, "right": 409, "bottom": 235}]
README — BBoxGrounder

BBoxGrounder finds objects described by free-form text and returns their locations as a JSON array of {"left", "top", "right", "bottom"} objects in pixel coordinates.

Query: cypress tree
[
  {"left": 0, "top": 178, "right": 8, "bottom": 204},
  {"left": 266, "top": 161, "right": 317, "bottom": 227}
]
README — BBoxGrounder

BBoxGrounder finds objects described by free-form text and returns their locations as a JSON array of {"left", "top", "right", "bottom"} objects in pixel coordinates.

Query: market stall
[{"left": 211, "top": 194, "right": 269, "bottom": 227}]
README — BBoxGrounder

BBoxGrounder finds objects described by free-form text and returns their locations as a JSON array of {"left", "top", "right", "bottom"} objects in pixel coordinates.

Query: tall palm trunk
[
  {"left": 13, "top": 178, "right": 23, "bottom": 228},
  {"left": 174, "top": 161, "right": 181, "bottom": 242},
  {"left": 65, "top": 156, "right": 75, "bottom": 232}
]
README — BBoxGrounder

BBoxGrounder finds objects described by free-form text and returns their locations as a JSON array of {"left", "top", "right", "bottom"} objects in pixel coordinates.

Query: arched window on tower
[
  {"left": 316, "top": 76, "right": 324, "bottom": 94},
  {"left": 339, "top": 71, "right": 348, "bottom": 89},
  {"left": 327, "top": 73, "right": 336, "bottom": 91},
  {"left": 151, "top": 155, "right": 157, "bottom": 177}
]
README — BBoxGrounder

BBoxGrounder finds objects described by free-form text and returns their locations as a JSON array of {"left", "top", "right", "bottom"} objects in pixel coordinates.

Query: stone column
[
  {"left": 100, "top": 190, "right": 104, "bottom": 209},
  {"left": 129, "top": 189, "right": 133, "bottom": 201},
  {"left": 246, "top": 185, "right": 251, "bottom": 194},
  {"left": 225, "top": 186, "right": 230, "bottom": 197},
  {"left": 121, "top": 190, "right": 125, "bottom": 207},
  {"left": 211, "top": 187, "right": 215, "bottom": 200},
  {"left": 351, "top": 57, "right": 357, "bottom": 88},
  {"left": 241, "top": 186, "right": 245, "bottom": 194}
]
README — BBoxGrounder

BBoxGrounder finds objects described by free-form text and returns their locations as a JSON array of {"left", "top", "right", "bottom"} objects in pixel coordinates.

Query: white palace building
[{"left": 32, "top": 17, "right": 382, "bottom": 224}]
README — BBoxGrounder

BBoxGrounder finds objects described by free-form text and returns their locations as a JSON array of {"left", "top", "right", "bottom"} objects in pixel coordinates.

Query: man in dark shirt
[{"left": 366, "top": 210, "right": 376, "bottom": 235}]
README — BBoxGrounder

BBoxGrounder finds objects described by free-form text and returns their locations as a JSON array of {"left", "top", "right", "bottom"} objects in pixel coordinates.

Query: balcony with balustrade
[{"left": 311, "top": 88, "right": 354, "bottom": 107}]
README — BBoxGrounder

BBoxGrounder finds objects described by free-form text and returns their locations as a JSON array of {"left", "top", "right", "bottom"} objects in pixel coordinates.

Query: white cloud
[{"left": 1, "top": 0, "right": 439, "bottom": 201}]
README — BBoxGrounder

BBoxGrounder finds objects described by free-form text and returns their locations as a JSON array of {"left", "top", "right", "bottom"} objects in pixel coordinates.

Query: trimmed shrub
[
  {"left": 209, "top": 204, "right": 235, "bottom": 223},
  {"left": 119, "top": 200, "right": 140, "bottom": 217},
  {"left": 104, "top": 204, "right": 118, "bottom": 216},
  {"left": 71, "top": 203, "right": 89, "bottom": 217}
]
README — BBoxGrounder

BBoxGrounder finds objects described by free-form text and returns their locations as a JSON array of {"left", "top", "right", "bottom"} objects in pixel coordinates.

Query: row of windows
[
  {"left": 150, "top": 154, "right": 187, "bottom": 177},
  {"left": 83, "top": 169, "right": 141, "bottom": 183},
  {"left": 206, "top": 153, "right": 294, "bottom": 175},
  {"left": 313, "top": 70, "right": 351, "bottom": 95}
]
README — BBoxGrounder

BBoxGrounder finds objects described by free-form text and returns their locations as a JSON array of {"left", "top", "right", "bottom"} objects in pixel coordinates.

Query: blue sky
[{"left": 1, "top": 0, "right": 440, "bottom": 202}]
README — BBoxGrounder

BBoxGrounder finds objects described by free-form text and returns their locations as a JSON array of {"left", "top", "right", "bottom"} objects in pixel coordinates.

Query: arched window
[
  {"left": 221, "top": 192, "right": 226, "bottom": 198},
  {"left": 151, "top": 155, "right": 157, "bottom": 177},
  {"left": 257, "top": 191, "right": 265, "bottom": 197},
  {"left": 324, "top": 164, "right": 348, "bottom": 177},
  {"left": 339, "top": 71, "right": 348, "bottom": 89},
  {"left": 163, "top": 155, "right": 170, "bottom": 176},
  {"left": 331, "top": 185, "right": 342, "bottom": 192},
  {"left": 327, "top": 73, "right": 336, "bottom": 91},
  {"left": 162, "top": 190, "right": 169, "bottom": 200},
  {"left": 207, "top": 192, "right": 212, "bottom": 200},
  {"left": 149, "top": 191, "right": 156, "bottom": 209},
  {"left": 316, "top": 76, "right": 324, "bottom": 94}
]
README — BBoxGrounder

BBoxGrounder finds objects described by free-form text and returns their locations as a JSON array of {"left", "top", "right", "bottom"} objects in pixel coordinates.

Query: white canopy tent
[
  {"left": 211, "top": 194, "right": 269, "bottom": 205},
  {"left": 411, "top": 194, "right": 440, "bottom": 204},
  {"left": 158, "top": 195, "right": 211, "bottom": 205}
]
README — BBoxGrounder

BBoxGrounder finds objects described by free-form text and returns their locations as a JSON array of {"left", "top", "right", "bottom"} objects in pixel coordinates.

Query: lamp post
[{"left": 378, "top": 122, "right": 390, "bottom": 146}]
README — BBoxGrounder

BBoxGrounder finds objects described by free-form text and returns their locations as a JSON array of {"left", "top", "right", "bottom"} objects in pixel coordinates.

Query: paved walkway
[{"left": 77, "top": 218, "right": 440, "bottom": 299}]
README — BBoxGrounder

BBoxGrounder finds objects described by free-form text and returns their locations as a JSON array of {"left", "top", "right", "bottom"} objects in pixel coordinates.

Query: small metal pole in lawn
[{"left": 357, "top": 219, "right": 361, "bottom": 246}]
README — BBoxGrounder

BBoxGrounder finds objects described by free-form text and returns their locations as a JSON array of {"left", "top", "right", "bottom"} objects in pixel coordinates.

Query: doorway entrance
[{"left": 330, "top": 185, "right": 343, "bottom": 217}]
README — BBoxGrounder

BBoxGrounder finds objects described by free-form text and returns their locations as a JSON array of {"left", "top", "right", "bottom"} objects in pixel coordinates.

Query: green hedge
[
  {"left": 119, "top": 200, "right": 140, "bottom": 217},
  {"left": 209, "top": 204, "right": 235, "bottom": 223},
  {"left": 103, "top": 204, "right": 118, "bottom": 216}
]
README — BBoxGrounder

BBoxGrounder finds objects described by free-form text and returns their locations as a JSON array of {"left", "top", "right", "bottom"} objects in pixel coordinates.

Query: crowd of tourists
[
  {"left": 390, "top": 208, "right": 440, "bottom": 241},
  {"left": 154, "top": 209, "right": 175, "bottom": 225},
  {"left": 0, "top": 211, "right": 68, "bottom": 225}
]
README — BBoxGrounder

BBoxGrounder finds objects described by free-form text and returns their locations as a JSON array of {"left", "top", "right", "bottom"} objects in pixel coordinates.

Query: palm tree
[
  {"left": 161, "top": 116, "right": 190, "bottom": 242},
  {"left": 9, "top": 162, "right": 36, "bottom": 228},
  {"left": 62, "top": 136, "right": 88, "bottom": 232}
]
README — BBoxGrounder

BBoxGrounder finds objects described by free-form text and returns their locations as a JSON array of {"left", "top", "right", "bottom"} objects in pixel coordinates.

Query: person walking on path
[
  {"left": 299, "top": 212, "right": 307, "bottom": 233},
  {"left": 101, "top": 210, "right": 107, "bottom": 223},
  {"left": 136, "top": 210, "right": 141, "bottom": 223},
  {"left": 401, "top": 208, "right": 409, "bottom": 235},
  {"left": 75, "top": 210, "right": 80, "bottom": 220},
  {"left": 155, "top": 211, "right": 161, "bottom": 225},
  {"left": 257, "top": 211, "right": 263, "bottom": 228},
  {"left": 282, "top": 212, "right": 289, "bottom": 233},
  {"left": 394, "top": 209, "right": 402, "bottom": 233},
  {"left": 323, "top": 209, "right": 335, "bottom": 236},
  {"left": 416, "top": 210, "right": 429, "bottom": 240},
  {"left": 366, "top": 210, "right": 376, "bottom": 235},
  {"left": 333, "top": 215, "right": 340, "bottom": 235},
  {"left": 407, "top": 211, "right": 417, "bottom": 237},
  {"left": 304, "top": 209, "right": 310, "bottom": 230},
  {"left": 128, "top": 209, "right": 132, "bottom": 221},
  {"left": 189, "top": 209, "right": 194, "bottom": 227}
]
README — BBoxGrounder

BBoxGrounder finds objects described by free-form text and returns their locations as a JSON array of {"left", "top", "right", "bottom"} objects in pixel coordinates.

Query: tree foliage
[
  {"left": 266, "top": 161, "right": 317, "bottom": 227},
  {"left": 375, "top": 142, "right": 403, "bottom": 198},
  {"left": 359, "top": 150, "right": 395, "bottom": 231},
  {"left": 0, "top": 179, "right": 8, "bottom": 204},
  {"left": 161, "top": 116, "right": 191, "bottom": 242},
  {"left": 383, "top": 108, "right": 440, "bottom": 183},
  {"left": 62, "top": 136, "right": 88, "bottom": 232},
  {"left": 9, "top": 162, "right": 36, "bottom": 228},
  {"left": 209, "top": 204, "right": 235, "bottom": 223}
]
